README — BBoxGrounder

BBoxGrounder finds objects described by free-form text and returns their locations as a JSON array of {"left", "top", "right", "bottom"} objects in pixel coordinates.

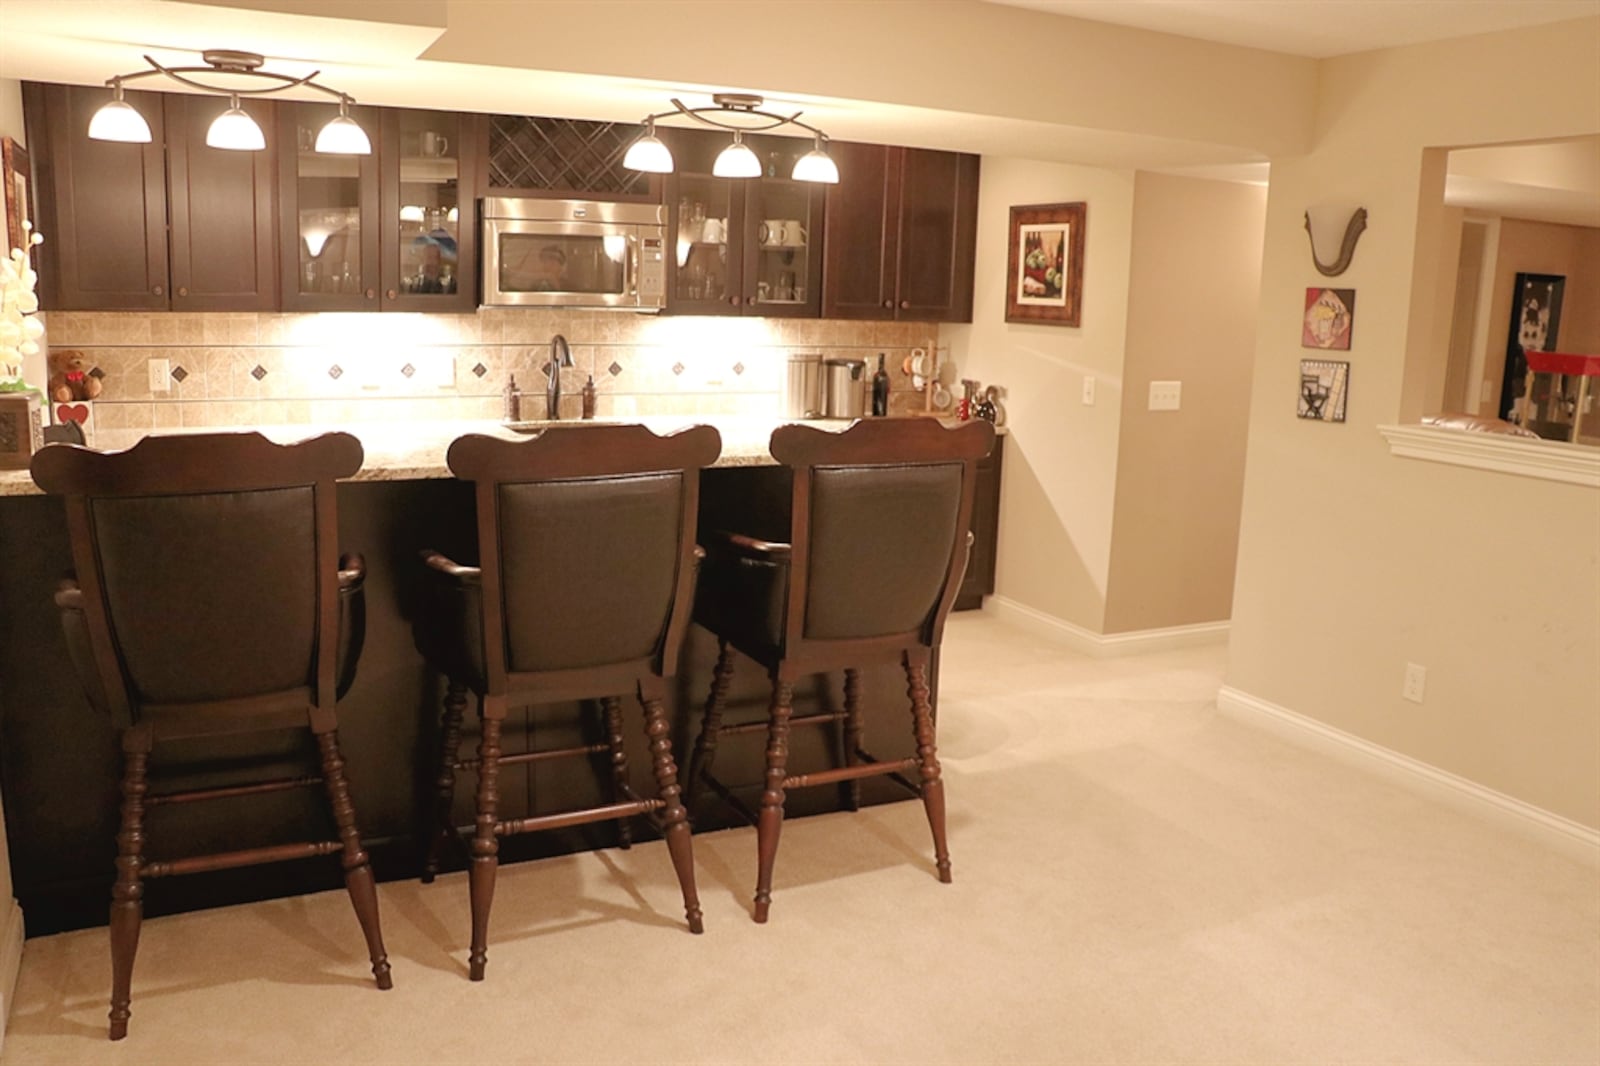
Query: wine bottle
[{"left": 871, "top": 353, "right": 890, "bottom": 416}]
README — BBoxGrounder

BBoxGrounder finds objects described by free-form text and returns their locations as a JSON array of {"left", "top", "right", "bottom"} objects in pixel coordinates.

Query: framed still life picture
[
  {"left": 1299, "top": 359, "right": 1349, "bottom": 423},
  {"left": 1005, "top": 202, "right": 1085, "bottom": 327},
  {"left": 1, "top": 137, "right": 32, "bottom": 256},
  {"left": 1302, "top": 287, "right": 1355, "bottom": 350}
]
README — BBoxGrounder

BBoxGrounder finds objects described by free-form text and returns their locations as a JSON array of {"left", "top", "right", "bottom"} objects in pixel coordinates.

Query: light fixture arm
[
  {"left": 103, "top": 51, "right": 355, "bottom": 106},
  {"left": 642, "top": 93, "right": 830, "bottom": 143}
]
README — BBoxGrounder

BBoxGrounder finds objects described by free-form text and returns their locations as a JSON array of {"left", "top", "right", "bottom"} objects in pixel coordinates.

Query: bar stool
[
  {"left": 29, "top": 431, "right": 392, "bottom": 1041},
  {"left": 413, "top": 424, "right": 720, "bottom": 980},
  {"left": 688, "top": 418, "right": 994, "bottom": 922}
]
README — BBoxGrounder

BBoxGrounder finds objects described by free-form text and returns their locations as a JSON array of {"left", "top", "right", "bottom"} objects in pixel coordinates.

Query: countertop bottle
[
  {"left": 503, "top": 374, "right": 520, "bottom": 422},
  {"left": 581, "top": 374, "right": 596, "bottom": 420},
  {"left": 871, "top": 353, "right": 890, "bottom": 416}
]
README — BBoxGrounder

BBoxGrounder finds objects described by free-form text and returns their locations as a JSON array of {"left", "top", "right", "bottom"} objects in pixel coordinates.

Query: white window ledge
[{"left": 1379, "top": 424, "right": 1600, "bottom": 487}]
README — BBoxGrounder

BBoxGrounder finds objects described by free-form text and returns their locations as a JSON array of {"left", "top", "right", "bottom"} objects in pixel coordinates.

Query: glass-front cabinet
[
  {"left": 664, "top": 131, "right": 822, "bottom": 317},
  {"left": 278, "top": 104, "right": 479, "bottom": 312}
]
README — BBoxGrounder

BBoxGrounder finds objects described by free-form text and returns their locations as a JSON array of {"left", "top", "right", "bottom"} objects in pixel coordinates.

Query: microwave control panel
[{"left": 638, "top": 237, "right": 664, "bottom": 302}]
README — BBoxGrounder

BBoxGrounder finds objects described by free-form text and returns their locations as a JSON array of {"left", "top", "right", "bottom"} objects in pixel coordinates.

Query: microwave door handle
[{"left": 627, "top": 233, "right": 639, "bottom": 299}]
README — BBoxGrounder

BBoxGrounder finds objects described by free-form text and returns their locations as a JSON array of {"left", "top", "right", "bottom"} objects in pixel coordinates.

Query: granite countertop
[{"left": 1, "top": 415, "right": 1004, "bottom": 497}]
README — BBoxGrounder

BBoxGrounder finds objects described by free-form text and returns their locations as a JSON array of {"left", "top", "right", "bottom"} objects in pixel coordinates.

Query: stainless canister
[
  {"left": 822, "top": 358, "right": 867, "bottom": 419},
  {"left": 785, "top": 353, "right": 824, "bottom": 418}
]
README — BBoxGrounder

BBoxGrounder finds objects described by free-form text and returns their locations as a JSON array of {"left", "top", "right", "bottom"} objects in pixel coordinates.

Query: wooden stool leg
[
  {"left": 423, "top": 681, "right": 468, "bottom": 883},
  {"left": 753, "top": 674, "right": 794, "bottom": 923},
  {"left": 640, "top": 685, "right": 703, "bottom": 934},
  {"left": 602, "top": 696, "right": 633, "bottom": 850},
  {"left": 468, "top": 704, "right": 503, "bottom": 981},
  {"left": 842, "top": 667, "right": 864, "bottom": 812},
  {"left": 687, "top": 640, "right": 736, "bottom": 804},
  {"left": 107, "top": 728, "right": 150, "bottom": 1041},
  {"left": 905, "top": 651, "right": 951, "bottom": 884},
  {"left": 317, "top": 728, "right": 393, "bottom": 991}
]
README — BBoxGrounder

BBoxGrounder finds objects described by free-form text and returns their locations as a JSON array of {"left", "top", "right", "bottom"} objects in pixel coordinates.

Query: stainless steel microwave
[{"left": 480, "top": 197, "right": 666, "bottom": 310}]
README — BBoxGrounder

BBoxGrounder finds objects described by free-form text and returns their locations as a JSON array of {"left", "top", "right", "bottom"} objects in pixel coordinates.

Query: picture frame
[
  {"left": 1302, "top": 287, "right": 1355, "bottom": 350},
  {"left": 1298, "top": 359, "right": 1349, "bottom": 423},
  {"left": 1498, "top": 272, "right": 1564, "bottom": 423},
  {"left": 1005, "top": 202, "right": 1085, "bottom": 327},
  {"left": 1, "top": 137, "right": 33, "bottom": 256}
]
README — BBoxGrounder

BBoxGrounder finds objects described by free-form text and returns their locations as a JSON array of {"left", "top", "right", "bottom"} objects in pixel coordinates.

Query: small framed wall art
[
  {"left": 1, "top": 137, "right": 32, "bottom": 255},
  {"left": 1302, "top": 287, "right": 1355, "bottom": 350},
  {"left": 1005, "top": 202, "right": 1086, "bottom": 327},
  {"left": 1299, "top": 359, "right": 1349, "bottom": 422}
]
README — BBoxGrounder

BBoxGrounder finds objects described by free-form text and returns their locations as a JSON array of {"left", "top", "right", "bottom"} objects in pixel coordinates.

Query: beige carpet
[{"left": 4, "top": 612, "right": 1596, "bottom": 1064}]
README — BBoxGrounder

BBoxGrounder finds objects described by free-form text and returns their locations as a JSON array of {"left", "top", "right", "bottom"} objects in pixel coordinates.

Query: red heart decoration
[{"left": 56, "top": 403, "right": 90, "bottom": 425}]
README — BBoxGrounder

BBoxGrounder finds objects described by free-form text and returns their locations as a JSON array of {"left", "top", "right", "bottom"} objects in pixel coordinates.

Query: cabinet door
[
  {"left": 165, "top": 94, "right": 278, "bottom": 311},
  {"left": 821, "top": 141, "right": 900, "bottom": 320},
  {"left": 742, "top": 135, "right": 823, "bottom": 318},
  {"left": 896, "top": 149, "right": 979, "bottom": 322},
  {"left": 278, "top": 102, "right": 381, "bottom": 311},
  {"left": 955, "top": 434, "right": 1003, "bottom": 611},
  {"left": 25, "top": 83, "right": 169, "bottom": 310},
  {"left": 380, "top": 110, "right": 480, "bottom": 312},
  {"left": 666, "top": 170, "right": 741, "bottom": 316}
]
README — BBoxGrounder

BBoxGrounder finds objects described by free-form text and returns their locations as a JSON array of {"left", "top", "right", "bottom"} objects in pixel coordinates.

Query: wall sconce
[
  {"left": 623, "top": 92, "right": 840, "bottom": 184},
  {"left": 87, "top": 49, "right": 371, "bottom": 155},
  {"left": 1304, "top": 204, "right": 1368, "bottom": 277}
]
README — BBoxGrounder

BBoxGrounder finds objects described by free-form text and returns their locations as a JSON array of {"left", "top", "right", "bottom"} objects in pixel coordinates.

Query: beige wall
[
  {"left": 1104, "top": 172, "right": 1265, "bottom": 633},
  {"left": 0, "top": 74, "right": 22, "bottom": 1044},
  {"left": 1228, "top": 18, "right": 1600, "bottom": 828},
  {"left": 944, "top": 158, "right": 1136, "bottom": 633},
  {"left": 1480, "top": 218, "right": 1600, "bottom": 416}
]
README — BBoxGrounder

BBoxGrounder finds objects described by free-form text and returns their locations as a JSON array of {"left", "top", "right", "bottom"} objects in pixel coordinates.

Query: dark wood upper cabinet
[
  {"left": 277, "top": 101, "right": 380, "bottom": 312},
  {"left": 25, "top": 83, "right": 278, "bottom": 312},
  {"left": 378, "top": 109, "right": 483, "bottom": 313},
  {"left": 25, "top": 82, "right": 169, "bottom": 311},
  {"left": 166, "top": 94, "right": 278, "bottom": 311},
  {"left": 823, "top": 143, "right": 979, "bottom": 323}
]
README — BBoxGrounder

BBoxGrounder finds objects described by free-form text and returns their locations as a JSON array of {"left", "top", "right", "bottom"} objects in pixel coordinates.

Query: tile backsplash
[{"left": 41, "top": 310, "right": 949, "bottom": 430}]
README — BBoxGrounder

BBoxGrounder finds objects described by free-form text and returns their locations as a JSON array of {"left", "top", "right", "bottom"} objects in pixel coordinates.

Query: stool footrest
[
  {"left": 144, "top": 840, "right": 342, "bottom": 878},
  {"left": 718, "top": 711, "right": 844, "bottom": 737},
  {"left": 456, "top": 742, "right": 609, "bottom": 772},
  {"left": 785, "top": 757, "right": 919, "bottom": 790},
  {"left": 498, "top": 798, "right": 664, "bottom": 837},
  {"left": 145, "top": 774, "right": 324, "bottom": 807}
]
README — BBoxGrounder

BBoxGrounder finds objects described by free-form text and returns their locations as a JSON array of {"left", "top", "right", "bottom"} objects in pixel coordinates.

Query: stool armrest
[
  {"left": 338, "top": 553, "right": 366, "bottom": 592},
  {"left": 420, "top": 550, "right": 482, "bottom": 587},
  {"left": 704, "top": 529, "right": 792, "bottom": 561}
]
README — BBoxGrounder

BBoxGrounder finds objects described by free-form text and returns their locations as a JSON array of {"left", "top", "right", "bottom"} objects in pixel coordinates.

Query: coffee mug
[
  {"left": 702, "top": 218, "right": 726, "bottom": 244},
  {"left": 759, "top": 220, "right": 785, "bottom": 246},
  {"left": 419, "top": 131, "right": 450, "bottom": 157},
  {"left": 781, "top": 220, "right": 807, "bottom": 246}
]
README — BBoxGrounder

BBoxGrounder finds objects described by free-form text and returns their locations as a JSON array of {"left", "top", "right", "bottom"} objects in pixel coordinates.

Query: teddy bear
[{"left": 48, "top": 349, "right": 103, "bottom": 404}]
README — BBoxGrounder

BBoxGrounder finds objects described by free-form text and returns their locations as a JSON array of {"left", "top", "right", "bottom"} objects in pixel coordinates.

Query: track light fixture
[
  {"left": 623, "top": 93, "right": 840, "bottom": 183},
  {"left": 87, "top": 49, "right": 371, "bottom": 155}
]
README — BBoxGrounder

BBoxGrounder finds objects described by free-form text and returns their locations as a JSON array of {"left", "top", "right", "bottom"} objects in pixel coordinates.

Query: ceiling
[
  {"left": 982, "top": 0, "right": 1600, "bottom": 58},
  {"left": 0, "top": 0, "right": 1595, "bottom": 226}
]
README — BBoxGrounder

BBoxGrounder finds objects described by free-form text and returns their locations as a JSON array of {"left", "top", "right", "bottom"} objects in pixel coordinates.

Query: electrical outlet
[
  {"left": 1403, "top": 662, "right": 1427, "bottom": 703},
  {"left": 1082, "top": 376, "right": 1095, "bottom": 405},
  {"left": 1148, "top": 380, "right": 1182, "bottom": 411},
  {"left": 148, "top": 358, "right": 170, "bottom": 392}
]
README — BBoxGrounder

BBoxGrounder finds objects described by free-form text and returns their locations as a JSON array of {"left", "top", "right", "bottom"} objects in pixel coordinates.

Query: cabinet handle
[
  {"left": 153, "top": 284, "right": 164, "bottom": 296},
  {"left": 386, "top": 290, "right": 398, "bottom": 300},
  {"left": 176, "top": 286, "right": 188, "bottom": 297},
  {"left": 365, "top": 288, "right": 376, "bottom": 300}
]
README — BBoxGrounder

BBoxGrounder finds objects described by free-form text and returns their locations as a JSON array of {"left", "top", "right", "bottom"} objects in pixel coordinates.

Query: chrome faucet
[{"left": 546, "top": 334, "right": 574, "bottom": 419}]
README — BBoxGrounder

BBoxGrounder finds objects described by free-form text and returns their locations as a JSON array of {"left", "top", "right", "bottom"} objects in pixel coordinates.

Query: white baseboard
[
  {"left": 0, "top": 895, "right": 22, "bottom": 1049},
  {"left": 1217, "top": 685, "right": 1600, "bottom": 866},
  {"left": 985, "top": 595, "right": 1229, "bottom": 657}
]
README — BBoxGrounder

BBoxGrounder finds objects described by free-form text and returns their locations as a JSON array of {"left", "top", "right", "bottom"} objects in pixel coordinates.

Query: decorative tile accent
[
  {"left": 250, "top": 365, "right": 268, "bottom": 381},
  {"left": 170, "top": 365, "right": 188, "bottom": 382},
  {"left": 88, "top": 366, "right": 107, "bottom": 380},
  {"left": 732, "top": 362, "right": 744, "bottom": 376},
  {"left": 608, "top": 361, "right": 623, "bottom": 376},
  {"left": 328, "top": 365, "right": 343, "bottom": 380},
  {"left": 401, "top": 363, "right": 416, "bottom": 378},
  {"left": 672, "top": 362, "right": 684, "bottom": 376},
  {"left": 472, "top": 362, "right": 488, "bottom": 378}
]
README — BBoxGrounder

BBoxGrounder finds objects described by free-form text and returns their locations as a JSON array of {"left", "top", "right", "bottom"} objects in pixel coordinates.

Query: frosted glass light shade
[
  {"left": 206, "top": 101, "right": 265, "bottom": 150},
  {"left": 87, "top": 99, "right": 153, "bottom": 143},
  {"left": 712, "top": 136, "right": 761, "bottom": 178},
  {"left": 623, "top": 132, "right": 674, "bottom": 173},
  {"left": 791, "top": 147, "right": 840, "bottom": 184},
  {"left": 315, "top": 113, "right": 372, "bottom": 155}
]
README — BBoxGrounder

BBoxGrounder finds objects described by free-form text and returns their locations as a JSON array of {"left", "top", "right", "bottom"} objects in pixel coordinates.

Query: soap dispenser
[
  {"left": 581, "top": 374, "right": 596, "bottom": 420},
  {"left": 503, "top": 374, "right": 520, "bottom": 422}
]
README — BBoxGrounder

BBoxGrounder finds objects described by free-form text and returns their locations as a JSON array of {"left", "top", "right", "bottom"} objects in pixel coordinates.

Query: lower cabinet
[{"left": 956, "top": 433, "right": 1003, "bottom": 611}]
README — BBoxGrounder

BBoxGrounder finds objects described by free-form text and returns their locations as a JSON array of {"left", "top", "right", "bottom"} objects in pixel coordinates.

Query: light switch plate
[
  {"left": 148, "top": 358, "right": 171, "bottom": 392},
  {"left": 1148, "top": 380, "right": 1181, "bottom": 411},
  {"left": 1082, "top": 376, "right": 1096, "bottom": 405}
]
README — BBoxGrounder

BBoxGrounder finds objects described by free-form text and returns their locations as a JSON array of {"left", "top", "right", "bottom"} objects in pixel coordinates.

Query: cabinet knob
[
  {"left": 729, "top": 295, "right": 741, "bottom": 306},
  {"left": 883, "top": 300, "right": 893, "bottom": 309},
  {"left": 365, "top": 289, "right": 376, "bottom": 300},
  {"left": 153, "top": 285, "right": 164, "bottom": 296},
  {"left": 900, "top": 300, "right": 910, "bottom": 310},
  {"left": 386, "top": 290, "right": 398, "bottom": 300},
  {"left": 176, "top": 286, "right": 188, "bottom": 298}
]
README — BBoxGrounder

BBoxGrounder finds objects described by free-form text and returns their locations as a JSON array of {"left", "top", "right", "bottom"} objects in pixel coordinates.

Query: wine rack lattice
[{"left": 487, "top": 115, "right": 653, "bottom": 195}]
